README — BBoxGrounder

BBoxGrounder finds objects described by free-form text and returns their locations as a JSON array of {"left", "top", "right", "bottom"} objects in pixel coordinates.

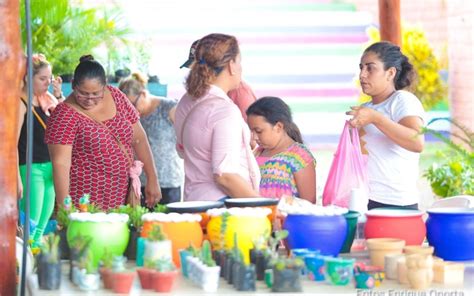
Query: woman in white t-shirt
[{"left": 346, "top": 41, "right": 425, "bottom": 210}]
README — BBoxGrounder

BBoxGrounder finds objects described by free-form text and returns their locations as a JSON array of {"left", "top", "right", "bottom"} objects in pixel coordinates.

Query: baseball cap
[{"left": 179, "top": 39, "right": 200, "bottom": 69}]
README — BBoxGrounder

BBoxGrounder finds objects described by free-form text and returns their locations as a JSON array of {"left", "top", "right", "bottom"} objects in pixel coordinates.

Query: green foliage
[
  {"left": 128, "top": 205, "right": 149, "bottom": 229},
  {"left": 147, "top": 224, "right": 167, "bottom": 242},
  {"left": 100, "top": 248, "right": 114, "bottom": 269},
  {"left": 40, "top": 233, "right": 60, "bottom": 264},
  {"left": 20, "top": 0, "right": 131, "bottom": 75},
  {"left": 186, "top": 243, "right": 200, "bottom": 257},
  {"left": 423, "top": 118, "right": 474, "bottom": 197},
  {"left": 57, "top": 204, "right": 76, "bottom": 228},
  {"left": 218, "top": 212, "right": 230, "bottom": 250},
  {"left": 81, "top": 249, "right": 97, "bottom": 274},
  {"left": 273, "top": 257, "right": 304, "bottom": 271},
  {"left": 361, "top": 25, "right": 448, "bottom": 110},
  {"left": 111, "top": 255, "right": 127, "bottom": 272},
  {"left": 69, "top": 233, "right": 92, "bottom": 260},
  {"left": 109, "top": 205, "right": 148, "bottom": 229},
  {"left": 201, "top": 240, "right": 216, "bottom": 267},
  {"left": 144, "top": 258, "right": 156, "bottom": 269},
  {"left": 87, "top": 203, "right": 103, "bottom": 213},
  {"left": 154, "top": 204, "right": 169, "bottom": 213},
  {"left": 252, "top": 229, "right": 271, "bottom": 251},
  {"left": 155, "top": 258, "right": 176, "bottom": 272}
]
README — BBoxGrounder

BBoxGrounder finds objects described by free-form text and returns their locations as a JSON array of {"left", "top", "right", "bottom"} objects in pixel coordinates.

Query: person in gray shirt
[{"left": 119, "top": 72, "right": 183, "bottom": 205}]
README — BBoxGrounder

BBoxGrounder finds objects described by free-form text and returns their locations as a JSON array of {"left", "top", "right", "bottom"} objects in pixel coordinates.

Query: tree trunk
[
  {"left": 378, "top": 0, "right": 402, "bottom": 46},
  {"left": 0, "top": 0, "right": 24, "bottom": 294}
]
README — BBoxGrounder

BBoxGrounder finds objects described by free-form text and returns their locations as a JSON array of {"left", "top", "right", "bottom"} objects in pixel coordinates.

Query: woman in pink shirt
[
  {"left": 175, "top": 34, "right": 260, "bottom": 200},
  {"left": 175, "top": 33, "right": 260, "bottom": 201}
]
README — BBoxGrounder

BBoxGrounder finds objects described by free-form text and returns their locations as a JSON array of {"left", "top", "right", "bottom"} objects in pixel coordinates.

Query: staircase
[{"left": 121, "top": 0, "right": 376, "bottom": 146}]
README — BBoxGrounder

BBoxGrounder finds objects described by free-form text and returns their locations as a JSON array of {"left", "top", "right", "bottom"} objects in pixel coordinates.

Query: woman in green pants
[{"left": 17, "top": 54, "right": 64, "bottom": 246}]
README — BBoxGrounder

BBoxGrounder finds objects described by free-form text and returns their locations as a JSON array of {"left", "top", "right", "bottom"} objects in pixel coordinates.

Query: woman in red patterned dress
[{"left": 45, "top": 55, "right": 161, "bottom": 210}]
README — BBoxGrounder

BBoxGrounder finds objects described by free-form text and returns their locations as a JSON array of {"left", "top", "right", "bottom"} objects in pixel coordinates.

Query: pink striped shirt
[{"left": 174, "top": 85, "right": 260, "bottom": 201}]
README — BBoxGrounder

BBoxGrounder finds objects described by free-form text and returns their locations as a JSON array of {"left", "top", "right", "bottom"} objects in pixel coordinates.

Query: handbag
[
  {"left": 67, "top": 103, "right": 143, "bottom": 206},
  {"left": 322, "top": 121, "right": 368, "bottom": 208}
]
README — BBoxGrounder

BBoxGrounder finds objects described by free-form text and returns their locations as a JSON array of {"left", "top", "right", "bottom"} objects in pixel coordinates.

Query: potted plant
[
  {"left": 56, "top": 196, "right": 76, "bottom": 259},
  {"left": 423, "top": 118, "right": 474, "bottom": 198},
  {"left": 179, "top": 243, "right": 198, "bottom": 278},
  {"left": 37, "top": 233, "right": 61, "bottom": 290},
  {"left": 143, "top": 224, "right": 172, "bottom": 263},
  {"left": 68, "top": 233, "right": 92, "bottom": 285},
  {"left": 137, "top": 258, "right": 155, "bottom": 290},
  {"left": 249, "top": 230, "right": 271, "bottom": 281},
  {"left": 99, "top": 248, "right": 114, "bottom": 289},
  {"left": 110, "top": 205, "right": 150, "bottom": 260},
  {"left": 232, "top": 234, "right": 256, "bottom": 291},
  {"left": 213, "top": 212, "right": 229, "bottom": 270},
  {"left": 199, "top": 240, "right": 221, "bottom": 292},
  {"left": 267, "top": 230, "right": 304, "bottom": 292},
  {"left": 77, "top": 248, "right": 100, "bottom": 291},
  {"left": 111, "top": 256, "right": 136, "bottom": 294},
  {"left": 152, "top": 258, "right": 178, "bottom": 292}
]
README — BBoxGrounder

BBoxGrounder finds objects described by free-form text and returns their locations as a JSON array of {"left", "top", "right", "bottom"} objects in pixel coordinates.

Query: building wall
[{"left": 447, "top": 0, "right": 474, "bottom": 132}]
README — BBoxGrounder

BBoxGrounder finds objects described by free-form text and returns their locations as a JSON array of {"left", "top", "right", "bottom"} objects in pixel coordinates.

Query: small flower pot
[
  {"left": 125, "top": 227, "right": 140, "bottom": 260},
  {"left": 144, "top": 239, "right": 172, "bottom": 263},
  {"left": 71, "top": 266, "right": 81, "bottom": 286},
  {"left": 201, "top": 265, "right": 221, "bottom": 292},
  {"left": 112, "top": 271, "right": 136, "bottom": 294},
  {"left": 58, "top": 228, "right": 70, "bottom": 260},
  {"left": 236, "top": 264, "right": 256, "bottom": 291},
  {"left": 304, "top": 254, "right": 325, "bottom": 281},
  {"left": 152, "top": 270, "right": 178, "bottom": 292},
  {"left": 78, "top": 272, "right": 100, "bottom": 291},
  {"left": 264, "top": 268, "right": 273, "bottom": 288},
  {"left": 137, "top": 267, "right": 154, "bottom": 290},
  {"left": 225, "top": 256, "right": 234, "bottom": 283},
  {"left": 367, "top": 238, "right": 405, "bottom": 267},
  {"left": 232, "top": 261, "right": 241, "bottom": 289},
  {"left": 255, "top": 251, "right": 269, "bottom": 281},
  {"left": 324, "top": 257, "right": 355, "bottom": 286},
  {"left": 99, "top": 267, "right": 114, "bottom": 289},
  {"left": 179, "top": 249, "right": 191, "bottom": 278},
  {"left": 37, "top": 255, "right": 61, "bottom": 290},
  {"left": 272, "top": 266, "right": 302, "bottom": 292}
]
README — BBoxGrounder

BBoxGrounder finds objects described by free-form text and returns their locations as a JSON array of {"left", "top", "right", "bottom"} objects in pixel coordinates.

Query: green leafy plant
[
  {"left": 156, "top": 258, "right": 176, "bottom": 272},
  {"left": 143, "top": 257, "right": 157, "bottom": 269},
  {"left": 147, "top": 224, "right": 167, "bottom": 242},
  {"left": 40, "top": 233, "right": 60, "bottom": 264},
  {"left": 69, "top": 233, "right": 93, "bottom": 261},
  {"left": 81, "top": 249, "right": 97, "bottom": 274},
  {"left": 252, "top": 229, "right": 271, "bottom": 251},
  {"left": 87, "top": 203, "right": 103, "bottom": 214},
  {"left": 154, "top": 204, "right": 169, "bottom": 213},
  {"left": 185, "top": 243, "right": 200, "bottom": 258},
  {"left": 423, "top": 118, "right": 474, "bottom": 197},
  {"left": 109, "top": 205, "right": 148, "bottom": 229},
  {"left": 19, "top": 0, "right": 131, "bottom": 76},
  {"left": 57, "top": 205, "right": 75, "bottom": 228},
  {"left": 201, "top": 240, "right": 216, "bottom": 267},
  {"left": 360, "top": 25, "right": 448, "bottom": 111},
  {"left": 111, "top": 255, "right": 127, "bottom": 272},
  {"left": 100, "top": 248, "right": 114, "bottom": 269},
  {"left": 129, "top": 206, "right": 149, "bottom": 230},
  {"left": 218, "top": 212, "right": 230, "bottom": 250}
]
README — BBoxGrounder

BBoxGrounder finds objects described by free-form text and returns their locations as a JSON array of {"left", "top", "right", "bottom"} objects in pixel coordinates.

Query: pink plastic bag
[{"left": 322, "top": 121, "right": 368, "bottom": 208}]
